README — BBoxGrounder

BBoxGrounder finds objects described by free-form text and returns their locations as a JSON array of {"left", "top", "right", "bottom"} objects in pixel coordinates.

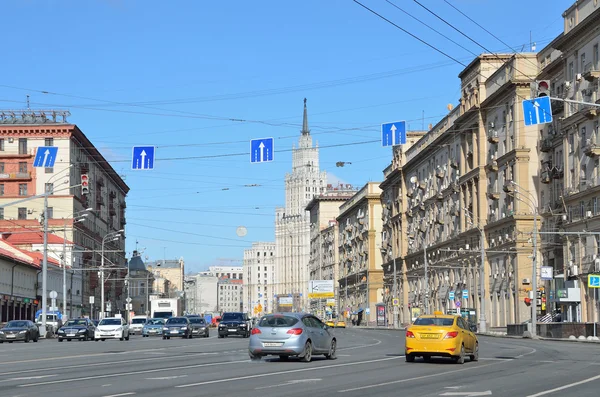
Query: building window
[
  {"left": 18, "top": 207, "right": 27, "bottom": 220},
  {"left": 568, "top": 62, "right": 574, "bottom": 80},
  {"left": 0, "top": 162, "right": 4, "bottom": 173},
  {"left": 45, "top": 138, "right": 54, "bottom": 146},
  {"left": 0, "top": 139, "right": 4, "bottom": 151},
  {"left": 19, "top": 184, "right": 27, "bottom": 196},
  {"left": 18, "top": 162, "right": 27, "bottom": 174},
  {"left": 47, "top": 207, "right": 53, "bottom": 219},
  {"left": 594, "top": 44, "right": 599, "bottom": 69},
  {"left": 18, "top": 138, "right": 27, "bottom": 155},
  {"left": 46, "top": 167, "right": 54, "bottom": 174},
  {"left": 0, "top": 208, "right": 3, "bottom": 220},
  {"left": 0, "top": 184, "right": 3, "bottom": 196}
]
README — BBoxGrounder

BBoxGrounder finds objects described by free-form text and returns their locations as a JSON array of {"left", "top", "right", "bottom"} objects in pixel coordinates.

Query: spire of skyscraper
[{"left": 302, "top": 98, "right": 310, "bottom": 136}]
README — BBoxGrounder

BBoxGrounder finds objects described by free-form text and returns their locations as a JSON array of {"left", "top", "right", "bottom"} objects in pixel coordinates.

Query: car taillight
[
  {"left": 251, "top": 328, "right": 261, "bottom": 335},
  {"left": 406, "top": 330, "right": 415, "bottom": 338},
  {"left": 444, "top": 331, "right": 459, "bottom": 339},
  {"left": 286, "top": 328, "right": 303, "bottom": 335}
]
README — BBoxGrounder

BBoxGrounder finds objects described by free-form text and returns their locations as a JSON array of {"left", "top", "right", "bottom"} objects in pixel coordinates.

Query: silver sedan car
[{"left": 248, "top": 313, "right": 337, "bottom": 362}]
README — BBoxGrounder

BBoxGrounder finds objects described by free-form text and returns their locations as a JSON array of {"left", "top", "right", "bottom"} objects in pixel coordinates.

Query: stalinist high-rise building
[{"left": 275, "top": 99, "right": 327, "bottom": 312}]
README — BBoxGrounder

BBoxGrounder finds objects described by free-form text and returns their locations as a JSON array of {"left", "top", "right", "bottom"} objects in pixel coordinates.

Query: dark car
[
  {"left": 188, "top": 317, "right": 209, "bottom": 338},
  {"left": 0, "top": 320, "right": 39, "bottom": 343},
  {"left": 57, "top": 318, "right": 96, "bottom": 342},
  {"left": 162, "top": 317, "right": 191, "bottom": 339},
  {"left": 218, "top": 312, "right": 251, "bottom": 338}
]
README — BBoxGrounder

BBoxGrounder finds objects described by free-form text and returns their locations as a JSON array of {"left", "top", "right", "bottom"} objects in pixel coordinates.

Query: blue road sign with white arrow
[
  {"left": 250, "top": 137, "right": 274, "bottom": 163},
  {"left": 132, "top": 146, "right": 155, "bottom": 170},
  {"left": 522, "top": 96, "right": 553, "bottom": 126},
  {"left": 33, "top": 146, "right": 58, "bottom": 168},
  {"left": 381, "top": 121, "right": 406, "bottom": 147},
  {"left": 589, "top": 274, "right": 600, "bottom": 288}
]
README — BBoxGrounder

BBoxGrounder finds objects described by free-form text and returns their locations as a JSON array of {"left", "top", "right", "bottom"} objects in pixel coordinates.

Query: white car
[
  {"left": 95, "top": 317, "right": 130, "bottom": 341},
  {"left": 129, "top": 315, "right": 149, "bottom": 335}
]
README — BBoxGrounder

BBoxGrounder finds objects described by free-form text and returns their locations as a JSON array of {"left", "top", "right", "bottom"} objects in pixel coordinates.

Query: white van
[{"left": 130, "top": 315, "right": 149, "bottom": 335}]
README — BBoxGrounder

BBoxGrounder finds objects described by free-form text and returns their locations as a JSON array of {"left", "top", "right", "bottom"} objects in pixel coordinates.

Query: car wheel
[
  {"left": 162, "top": 336, "right": 167, "bottom": 340},
  {"left": 33, "top": 334, "right": 39, "bottom": 342},
  {"left": 205, "top": 332, "right": 209, "bottom": 338},
  {"left": 67, "top": 339, "right": 71, "bottom": 342},
  {"left": 167, "top": 336, "right": 171, "bottom": 340},
  {"left": 9, "top": 341, "right": 13, "bottom": 344},
  {"left": 469, "top": 343, "right": 479, "bottom": 362},
  {"left": 455, "top": 345, "right": 465, "bottom": 364},
  {"left": 82, "top": 335, "right": 88, "bottom": 342},
  {"left": 325, "top": 339, "right": 337, "bottom": 360},
  {"left": 94, "top": 339, "right": 99, "bottom": 342},
  {"left": 300, "top": 341, "right": 313, "bottom": 363},
  {"left": 405, "top": 354, "right": 415, "bottom": 362},
  {"left": 249, "top": 352, "right": 261, "bottom": 361},
  {"left": 58, "top": 338, "right": 63, "bottom": 342},
  {"left": 24, "top": 334, "right": 30, "bottom": 343},
  {"left": 101, "top": 338, "right": 106, "bottom": 341}
]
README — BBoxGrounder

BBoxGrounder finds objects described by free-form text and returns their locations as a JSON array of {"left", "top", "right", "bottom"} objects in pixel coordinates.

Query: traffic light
[
  {"left": 531, "top": 80, "right": 551, "bottom": 98},
  {"left": 81, "top": 174, "right": 89, "bottom": 195}
]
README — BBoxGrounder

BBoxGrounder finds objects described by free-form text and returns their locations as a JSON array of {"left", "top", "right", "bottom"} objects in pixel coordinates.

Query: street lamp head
[
  {"left": 85, "top": 207, "right": 93, "bottom": 212},
  {"left": 118, "top": 229, "right": 124, "bottom": 233}
]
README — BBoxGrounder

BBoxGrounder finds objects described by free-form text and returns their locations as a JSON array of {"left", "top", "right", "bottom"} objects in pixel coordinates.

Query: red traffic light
[
  {"left": 538, "top": 81, "right": 549, "bottom": 91},
  {"left": 81, "top": 174, "right": 89, "bottom": 195}
]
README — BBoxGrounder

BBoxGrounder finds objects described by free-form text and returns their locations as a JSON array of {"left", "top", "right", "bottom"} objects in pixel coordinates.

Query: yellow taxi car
[
  {"left": 405, "top": 311, "right": 478, "bottom": 364},
  {"left": 335, "top": 320, "right": 346, "bottom": 328},
  {"left": 325, "top": 320, "right": 335, "bottom": 328}
]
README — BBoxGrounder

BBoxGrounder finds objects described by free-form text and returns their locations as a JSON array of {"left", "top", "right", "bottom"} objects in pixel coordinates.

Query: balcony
[
  {"left": 109, "top": 204, "right": 117, "bottom": 216},
  {"left": 540, "top": 138, "right": 553, "bottom": 152},
  {"left": 450, "top": 159, "right": 459, "bottom": 170},
  {"left": 583, "top": 62, "right": 600, "bottom": 82},
  {"left": 552, "top": 167, "right": 564, "bottom": 179},
  {"left": 487, "top": 190, "right": 500, "bottom": 200},
  {"left": 436, "top": 192, "right": 444, "bottom": 201},
  {"left": 582, "top": 105, "right": 598, "bottom": 120},
  {"left": 436, "top": 169, "right": 445, "bottom": 179},
  {"left": 487, "top": 130, "right": 499, "bottom": 144},
  {"left": 583, "top": 139, "right": 600, "bottom": 157},
  {"left": 0, "top": 171, "right": 32, "bottom": 181},
  {"left": 540, "top": 171, "right": 552, "bottom": 184},
  {"left": 435, "top": 215, "right": 445, "bottom": 225},
  {"left": 486, "top": 160, "right": 498, "bottom": 172},
  {"left": 503, "top": 181, "right": 516, "bottom": 192}
]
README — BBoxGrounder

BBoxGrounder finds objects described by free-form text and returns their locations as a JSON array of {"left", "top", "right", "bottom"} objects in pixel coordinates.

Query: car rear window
[
  {"left": 166, "top": 318, "right": 187, "bottom": 324},
  {"left": 414, "top": 317, "right": 455, "bottom": 326},
  {"left": 132, "top": 318, "right": 147, "bottom": 324},
  {"left": 258, "top": 316, "right": 299, "bottom": 327},
  {"left": 189, "top": 318, "right": 206, "bottom": 325}
]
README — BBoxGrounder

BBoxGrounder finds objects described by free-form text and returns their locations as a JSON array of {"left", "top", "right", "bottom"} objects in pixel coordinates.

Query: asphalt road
[{"left": 0, "top": 328, "right": 599, "bottom": 397}]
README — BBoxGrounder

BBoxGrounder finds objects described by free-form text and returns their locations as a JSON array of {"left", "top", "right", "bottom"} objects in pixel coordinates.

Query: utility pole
[
  {"left": 393, "top": 255, "right": 398, "bottom": 328},
  {"left": 41, "top": 195, "right": 49, "bottom": 337},
  {"left": 62, "top": 226, "right": 67, "bottom": 321},
  {"left": 479, "top": 226, "right": 486, "bottom": 333},
  {"left": 531, "top": 208, "right": 538, "bottom": 338},
  {"left": 424, "top": 229, "right": 429, "bottom": 315}
]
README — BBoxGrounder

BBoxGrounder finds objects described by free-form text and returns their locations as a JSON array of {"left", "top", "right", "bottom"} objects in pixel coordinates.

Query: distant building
[
  {"left": 218, "top": 277, "right": 243, "bottom": 313},
  {"left": 184, "top": 273, "right": 218, "bottom": 314},
  {"left": 208, "top": 265, "right": 243, "bottom": 280},
  {"left": 126, "top": 251, "right": 154, "bottom": 315},
  {"left": 147, "top": 258, "right": 185, "bottom": 298},
  {"left": 243, "top": 242, "right": 275, "bottom": 316}
]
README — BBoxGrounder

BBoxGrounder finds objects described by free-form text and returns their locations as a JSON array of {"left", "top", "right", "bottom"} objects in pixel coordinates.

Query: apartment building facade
[
  {"left": 337, "top": 182, "right": 383, "bottom": 325},
  {"left": 305, "top": 185, "right": 356, "bottom": 316},
  {"left": 147, "top": 258, "right": 185, "bottom": 298},
  {"left": 242, "top": 242, "right": 275, "bottom": 316},
  {"left": 217, "top": 277, "right": 243, "bottom": 313},
  {"left": 0, "top": 112, "right": 129, "bottom": 318}
]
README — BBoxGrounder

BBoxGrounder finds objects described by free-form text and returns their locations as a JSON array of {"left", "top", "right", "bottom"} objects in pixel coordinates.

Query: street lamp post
[
  {"left": 423, "top": 224, "right": 430, "bottom": 315},
  {"left": 100, "top": 229, "right": 124, "bottom": 320},
  {"left": 464, "top": 209, "right": 487, "bottom": 334},
  {"left": 510, "top": 181, "right": 539, "bottom": 338}
]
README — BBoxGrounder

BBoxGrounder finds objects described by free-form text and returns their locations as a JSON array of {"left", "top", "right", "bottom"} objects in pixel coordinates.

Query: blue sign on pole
[
  {"left": 448, "top": 291, "right": 455, "bottom": 300},
  {"left": 381, "top": 121, "right": 406, "bottom": 147},
  {"left": 33, "top": 146, "right": 58, "bottom": 168},
  {"left": 462, "top": 289, "right": 469, "bottom": 300},
  {"left": 589, "top": 274, "right": 600, "bottom": 288},
  {"left": 455, "top": 300, "right": 461, "bottom": 308},
  {"left": 132, "top": 146, "right": 155, "bottom": 170},
  {"left": 522, "top": 96, "right": 553, "bottom": 126},
  {"left": 250, "top": 137, "right": 274, "bottom": 163}
]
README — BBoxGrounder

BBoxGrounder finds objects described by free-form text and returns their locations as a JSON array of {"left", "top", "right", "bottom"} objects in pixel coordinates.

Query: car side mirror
[{"left": 469, "top": 324, "right": 477, "bottom": 332}]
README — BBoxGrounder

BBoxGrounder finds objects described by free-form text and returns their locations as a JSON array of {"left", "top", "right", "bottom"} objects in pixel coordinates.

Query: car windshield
[
  {"left": 99, "top": 319, "right": 122, "bottom": 326},
  {"left": 146, "top": 319, "right": 164, "bottom": 325},
  {"left": 6, "top": 321, "right": 28, "bottom": 328},
  {"left": 258, "top": 315, "right": 298, "bottom": 327},
  {"left": 64, "top": 320, "right": 88, "bottom": 326},
  {"left": 37, "top": 315, "right": 57, "bottom": 322},
  {"left": 413, "top": 317, "right": 455, "bottom": 326},
  {"left": 132, "top": 318, "right": 147, "bottom": 324},
  {"left": 222, "top": 313, "right": 243, "bottom": 321},
  {"left": 166, "top": 318, "right": 187, "bottom": 325},
  {"left": 189, "top": 318, "right": 206, "bottom": 325}
]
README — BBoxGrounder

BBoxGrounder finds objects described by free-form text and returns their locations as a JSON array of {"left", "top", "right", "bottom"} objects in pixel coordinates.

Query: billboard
[
  {"left": 279, "top": 296, "right": 293, "bottom": 307},
  {"left": 308, "top": 280, "right": 335, "bottom": 299}
]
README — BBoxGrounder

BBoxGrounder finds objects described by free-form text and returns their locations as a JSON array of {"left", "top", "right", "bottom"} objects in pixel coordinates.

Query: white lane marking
[
  {"left": 0, "top": 375, "right": 57, "bottom": 382},
  {"left": 102, "top": 384, "right": 112, "bottom": 387},
  {"left": 146, "top": 375, "right": 188, "bottom": 380},
  {"left": 338, "top": 362, "right": 500, "bottom": 392},
  {"left": 176, "top": 356, "right": 403, "bottom": 388},
  {"left": 525, "top": 373, "right": 600, "bottom": 397},
  {"left": 0, "top": 352, "right": 219, "bottom": 376},
  {"left": 255, "top": 379, "right": 322, "bottom": 390},
  {"left": 440, "top": 392, "right": 492, "bottom": 396},
  {"left": 103, "top": 393, "right": 135, "bottom": 397},
  {"left": 338, "top": 339, "right": 382, "bottom": 351},
  {"left": 18, "top": 360, "right": 249, "bottom": 387}
]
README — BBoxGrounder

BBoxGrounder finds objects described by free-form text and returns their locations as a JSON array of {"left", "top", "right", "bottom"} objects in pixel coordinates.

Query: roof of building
[
  {"left": 0, "top": 239, "right": 61, "bottom": 268},
  {"left": 2, "top": 230, "right": 72, "bottom": 245},
  {"left": 147, "top": 259, "right": 182, "bottom": 269},
  {"left": 128, "top": 251, "right": 146, "bottom": 271}
]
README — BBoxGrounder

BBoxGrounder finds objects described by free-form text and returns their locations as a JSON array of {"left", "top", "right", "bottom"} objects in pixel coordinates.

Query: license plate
[
  {"left": 263, "top": 342, "right": 283, "bottom": 347},
  {"left": 228, "top": 329, "right": 237, "bottom": 332},
  {"left": 67, "top": 334, "right": 76, "bottom": 337},
  {"left": 171, "top": 330, "right": 178, "bottom": 333},
  {"left": 150, "top": 330, "right": 157, "bottom": 333},
  {"left": 420, "top": 333, "right": 440, "bottom": 339},
  {"left": 6, "top": 334, "right": 15, "bottom": 338}
]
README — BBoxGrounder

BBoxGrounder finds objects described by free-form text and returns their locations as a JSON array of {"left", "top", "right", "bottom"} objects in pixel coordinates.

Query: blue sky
[{"left": 0, "top": 0, "right": 570, "bottom": 272}]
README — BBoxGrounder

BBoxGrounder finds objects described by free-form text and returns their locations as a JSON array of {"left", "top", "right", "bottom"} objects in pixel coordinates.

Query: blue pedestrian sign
[
  {"left": 448, "top": 291, "right": 455, "bottom": 300},
  {"left": 381, "top": 121, "right": 406, "bottom": 147},
  {"left": 132, "top": 146, "right": 155, "bottom": 170},
  {"left": 589, "top": 274, "right": 600, "bottom": 288},
  {"left": 33, "top": 146, "right": 58, "bottom": 168},
  {"left": 522, "top": 96, "right": 553, "bottom": 126},
  {"left": 462, "top": 289, "right": 469, "bottom": 300},
  {"left": 250, "top": 137, "right": 274, "bottom": 163}
]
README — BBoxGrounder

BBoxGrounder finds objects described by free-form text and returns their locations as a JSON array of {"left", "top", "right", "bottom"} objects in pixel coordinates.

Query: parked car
[
  {"left": 218, "top": 312, "right": 251, "bottom": 338},
  {"left": 0, "top": 320, "right": 40, "bottom": 343},
  {"left": 57, "top": 318, "right": 96, "bottom": 342},
  {"left": 188, "top": 316, "right": 209, "bottom": 338},
  {"left": 162, "top": 316, "right": 191, "bottom": 339},
  {"left": 248, "top": 313, "right": 337, "bottom": 362},
  {"left": 94, "top": 317, "right": 130, "bottom": 341},
  {"left": 142, "top": 318, "right": 165, "bottom": 337}
]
